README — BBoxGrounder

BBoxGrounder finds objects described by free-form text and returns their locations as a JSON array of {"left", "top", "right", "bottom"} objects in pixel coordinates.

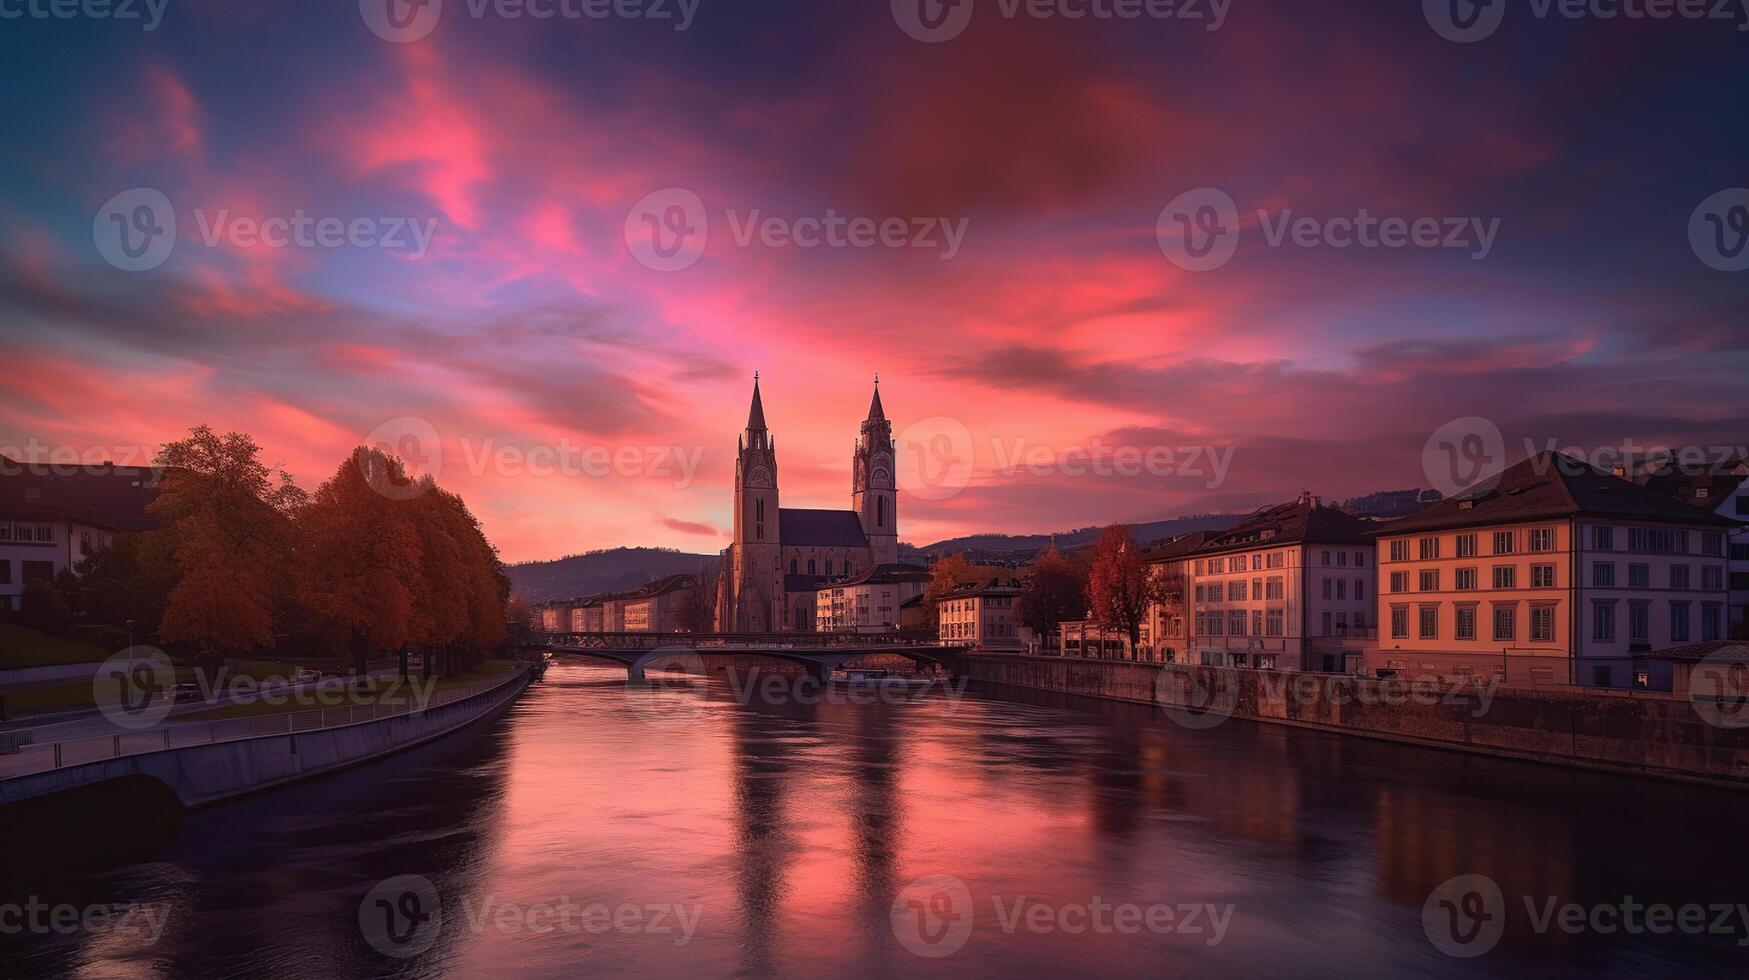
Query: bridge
[{"left": 540, "top": 632, "right": 969, "bottom": 682}]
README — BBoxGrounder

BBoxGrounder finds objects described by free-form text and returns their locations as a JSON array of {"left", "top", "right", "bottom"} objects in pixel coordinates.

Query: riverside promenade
[
  {"left": 0, "top": 662, "right": 536, "bottom": 808},
  {"left": 959, "top": 654, "right": 1749, "bottom": 788}
]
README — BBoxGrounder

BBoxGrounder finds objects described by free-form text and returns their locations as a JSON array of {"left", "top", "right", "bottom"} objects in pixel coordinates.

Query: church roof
[
  {"left": 867, "top": 380, "right": 885, "bottom": 421},
  {"left": 747, "top": 377, "right": 767, "bottom": 430},
  {"left": 780, "top": 508, "right": 870, "bottom": 548}
]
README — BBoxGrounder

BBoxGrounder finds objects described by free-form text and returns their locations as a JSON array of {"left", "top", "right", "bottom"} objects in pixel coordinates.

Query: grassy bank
[{"left": 0, "top": 625, "right": 110, "bottom": 669}]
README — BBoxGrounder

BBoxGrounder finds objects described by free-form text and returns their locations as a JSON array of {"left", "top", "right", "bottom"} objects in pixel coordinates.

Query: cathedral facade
[{"left": 714, "top": 376, "right": 898, "bottom": 632}]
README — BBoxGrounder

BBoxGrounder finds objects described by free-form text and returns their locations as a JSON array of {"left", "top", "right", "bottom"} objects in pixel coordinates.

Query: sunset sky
[{"left": 1, "top": 1, "right": 1745, "bottom": 562}]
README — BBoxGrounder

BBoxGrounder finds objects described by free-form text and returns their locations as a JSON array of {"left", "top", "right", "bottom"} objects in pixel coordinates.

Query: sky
[{"left": 1, "top": 0, "right": 1746, "bottom": 563}]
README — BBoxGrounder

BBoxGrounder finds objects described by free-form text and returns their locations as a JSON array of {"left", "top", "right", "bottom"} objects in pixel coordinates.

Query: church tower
[
  {"left": 852, "top": 376, "right": 898, "bottom": 565},
  {"left": 729, "top": 375, "right": 782, "bottom": 631}
]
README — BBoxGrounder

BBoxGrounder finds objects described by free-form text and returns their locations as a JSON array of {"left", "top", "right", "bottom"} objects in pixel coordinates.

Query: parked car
[
  {"left": 293, "top": 669, "right": 323, "bottom": 684},
  {"left": 165, "top": 682, "right": 204, "bottom": 703}
]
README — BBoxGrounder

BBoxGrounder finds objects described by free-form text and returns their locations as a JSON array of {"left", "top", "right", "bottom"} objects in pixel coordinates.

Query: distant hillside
[
  {"left": 914, "top": 514, "right": 1244, "bottom": 564},
  {"left": 507, "top": 547, "right": 715, "bottom": 603},
  {"left": 1335, "top": 488, "right": 1441, "bottom": 519}
]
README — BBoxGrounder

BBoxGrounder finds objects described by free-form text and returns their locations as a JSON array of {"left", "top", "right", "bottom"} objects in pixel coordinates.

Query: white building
[
  {"left": 814, "top": 563, "right": 931, "bottom": 633},
  {"left": 0, "top": 460, "right": 159, "bottom": 612},
  {"left": 938, "top": 578, "right": 1023, "bottom": 651},
  {"left": 1643, "top": 457, "right": 1748, "bottom": 637}
]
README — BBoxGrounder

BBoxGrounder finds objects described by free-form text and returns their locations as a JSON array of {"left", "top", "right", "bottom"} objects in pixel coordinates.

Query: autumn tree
[
  {"left": 1086, "top": 525, "right": 1157, "bottom": 650},
  {"left": 676, "top": 562, "right": 719, "bottom": 633},
  {"left": 296, "top": 447, "right": 423, "bottom": 683},
  {"left": 149, "top": 426, "right": 305, "bottom": 672},
  {"left": 1016, "top": 545, "right": 1088, "bottom": 640}
]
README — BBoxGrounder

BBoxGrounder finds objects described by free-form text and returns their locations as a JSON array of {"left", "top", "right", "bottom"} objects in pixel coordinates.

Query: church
[{"left": 714, "top": 375, "right": 899, "bottom": 632}]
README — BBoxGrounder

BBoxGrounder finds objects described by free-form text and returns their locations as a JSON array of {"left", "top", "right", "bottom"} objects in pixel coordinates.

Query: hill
[
  {"left": 507, "top": 547, "right": 716, "bottom": 603},
  {"left": 913, "top": 513, "right": 1243, "bottom": 564}
]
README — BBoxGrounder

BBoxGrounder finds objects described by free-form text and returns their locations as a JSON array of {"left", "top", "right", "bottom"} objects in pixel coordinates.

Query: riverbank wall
[
  {"left": 955, "top": 654, "right": 1749, "bottom": 787},
  {"left": 0, "top": 665, "right": 534, "bottom": 809}
]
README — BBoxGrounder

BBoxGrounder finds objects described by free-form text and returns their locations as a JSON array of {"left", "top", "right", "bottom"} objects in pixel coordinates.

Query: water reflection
[{"left": 5, "top": 661, "right": 1749, "bottom": 978}]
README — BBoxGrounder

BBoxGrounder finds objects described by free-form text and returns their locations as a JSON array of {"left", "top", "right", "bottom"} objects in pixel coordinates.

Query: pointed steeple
[
  {"left": 867, "top": 372, "right": 885, "bottom": 421},
  {"left": 747, "top": 372, "right": 767, "bottom": 431}
]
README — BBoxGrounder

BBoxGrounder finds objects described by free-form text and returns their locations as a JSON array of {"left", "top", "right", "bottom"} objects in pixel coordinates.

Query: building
[
  {"left": 1642, "top": 457, "right": 1749, "bottom": 636},
  {"left": 536, "top": 574, "right": 700, "bottom": 634},
  {"left": 0, "top": 460, "right": 159, "bottom": 613},
  {"left": 1373, "top": 452, "right": 1738, "bottom": 688},
  {"left": 1145, "top": 493, "right": 1376, "bottom": 672},
  {"left": 814, "top": 563, "right": 931, "bottom": 633},
  {"left": 898, "top": 593, "right": 930, "bottom": 637},
  {"left": 938, "top": 578, "right": 1023, "bottom": 651},
  {"left": 715, "top": 376, "right": 899, "bottom": 632}
]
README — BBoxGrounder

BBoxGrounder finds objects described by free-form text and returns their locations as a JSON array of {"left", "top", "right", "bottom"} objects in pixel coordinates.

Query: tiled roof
[
  {"left": 1377, "top": 452, "right": 1739, "bottom": 536},
  {"left": 780, "top": 508, "right": 870, "bottom": 548},
  {"left": 818, "top": 562, "right": 930, "bottom": 590},
  {"left": 1142, "top": 530, "right": 1215, "bottom": 564},
  {"left": 1641, "top": 458, "right": 1748, "bottom": 512},
  {"left": 0, "top": 459, "right": 162, "bottom": 532},
  {"left": 1635, "top": 640, "right": 1749, "bottom": 663},
  {"left": 943, "top": 577, "right": 1022, "bottom": 598},
  {"left": 1189, "top": 495, "right": 1373, "bottom": 558}
]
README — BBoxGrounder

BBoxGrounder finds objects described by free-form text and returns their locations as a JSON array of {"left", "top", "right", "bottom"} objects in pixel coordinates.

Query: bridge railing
[
  {"left": 0, "top": 665, "right": 530, "bottom": 781},
  {"left": 539, "top": 631, "right": 951, "bottom": 651}
]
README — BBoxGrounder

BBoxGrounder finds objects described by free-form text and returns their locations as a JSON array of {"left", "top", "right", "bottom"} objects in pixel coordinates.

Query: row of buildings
[
  {"left": 533, "top": 574, "right": 702, "bottom": 634},
  {"left": 1050, "top": 452, "right": 1746, "bottom": 690},
  {"left": 0, "top": 461, "right": 158, "bottom": 613}
]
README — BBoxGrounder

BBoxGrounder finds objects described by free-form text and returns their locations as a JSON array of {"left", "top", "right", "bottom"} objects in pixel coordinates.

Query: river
[{"left": 4, "top": 659, "right": 1748, "bottom": 977}]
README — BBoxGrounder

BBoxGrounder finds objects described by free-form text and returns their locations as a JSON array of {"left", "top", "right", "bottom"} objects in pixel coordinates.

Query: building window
[
  {"left": 1456, "top": 605, "right": 1476, "bottom": 640},
  {"left": 1529, "top": 528, "right": 1554, "bottom": 552},
  {"left": 1702, "top": 605, "right": 1722, "bottom": 642},
  {"left": 1670, "top": 565, "right": 1690, "bottom": 589},
  {"left": 1700, "top": 531, "right": 1723, "bottom": 557},
  {"left": 1592, "top": 562, "right": 1615, "bottom": 588},
  {"left": 0, "top": 524, "right": 10, "bottom": 542},
  {"left": 1355, "top": 551, "right": 1366, "bottom": 568},
  {"left": 1628, "top": 563, "right": 1649, "bottom": 589},
  {"left": 1253, "top": 554, "right": 1264, "bottom": 571},
  {"left": 1670, "top": 602, "right": 1691, "bottom": 643},
  {"left": 1592, "top": 525, "right": 1614, "bottom": 551},
  {"left": 1336, "top": 551, "right": 1348, "bottom": 567},
  {"left": 1323, "top": 578, "right": 1333, "bottom": 600},
  {"left": 1229, "top": 581, "right": 1246, "bottom": 601},
  {"left": 1493, "top": 606, "right": 1515, "bottom": 642},
  {"left": 1419, "top": 606, "right": 1438, "bottom": 639},
  {"left": 1391, "top": 572, "right": 1409, "bottom": 594},
  {"left": 0, "top": 560, "right": 10, "bottom": 584},
  {"left": 1230, "top": 610, "right": 1246, "bottom": 636},
  {"left": 1267, "top": 552, "right": 1285, "bottom": 569},
  {"left": 1703, "top": 566, "right": 1724, "bottom": 591},
  {"left": 755, "top": 499, "right": 765, "bottom": 540},
  {"left": 34, "top": 523, "right": 52, "bottom": 543},
  {"left": 1321, "top": 611, "right": 1332, "bottom": 635},
  {"left": 1419, "top": 538, "right": 1440, "bottom": 560},
  {"left": 1266, "top": 577, "right": 1284, "bottom": 600},
  {"left": 1493, "top": 566, "right": 1516, "bottom": 589},
  {"left": 1390, "top": 540, "right": 1409, "bottom": 562},
  {"left": 1266, "top": 609, "right": 1285, "bottom": 636},
  {"left": 1456, "top": 567, "right": 1477, "bottom": 591},
  {"left": 1252, "top": 609, "right": 1263, "bottom": 635},
  {"left": 1321, "top": 550, "right": 1331, "bottom": 566},
  {"left": 1531, "top": 605, "right": 1555, "bottom": 642},
  {"left": 878, "top": 496, "right": 887, "bottom": 528},
  {"left": 1194, "top": 585, "right": 1205, "bottom": 602},
  {"left": 808, "top": 560, "right": 816, "bottom": 574},
  {"left": 1419, "top": 570, "right": 1439, "bottom": 592},
  {"left": 1356, "top": 579, "right": 1366, "bottom": 601},
  {"left": 1336, "top": 579, "right": 1347, "bottom": 600},
  {"left": 1493, "top": 531, "right": 1516, "bottom": 555},
  {"left": 1457, "top": 533, "right": 1478, "bottom": 558},
  {"left": 1391, "top": 606, "right": 1409, "bottom": 639},
  {"left": 1629, "top": 528, "right": 1688, "bottom": 554},
  {"left": 1531, "top": 565, "right": 1556, "bottom": 588},
  {"left": 1592, "top": 602, "right": 1616, "bottom": 642},
  {"left": 1629, "top": 602, "right": 1650, "bottom": 643}
]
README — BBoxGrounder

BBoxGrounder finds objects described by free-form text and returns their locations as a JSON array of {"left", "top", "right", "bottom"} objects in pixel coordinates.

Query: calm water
[{"left": 6, "top": 659, "right": 1749, "bottom": 978}]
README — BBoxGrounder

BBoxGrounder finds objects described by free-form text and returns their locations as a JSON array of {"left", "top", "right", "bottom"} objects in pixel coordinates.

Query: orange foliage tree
[{"left": 1086, "top": 525, "right": 1158, "bottom": 649}]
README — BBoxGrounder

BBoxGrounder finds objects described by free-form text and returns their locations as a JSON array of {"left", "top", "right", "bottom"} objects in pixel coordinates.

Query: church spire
[
  {"left": 747, "top": 372, "right": 767, "bottom": 431},
  {"left": 867, "top": 373, "right": 885, "bottom": 421}
]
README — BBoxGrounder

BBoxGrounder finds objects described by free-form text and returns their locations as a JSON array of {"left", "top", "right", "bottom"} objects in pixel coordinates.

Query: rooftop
[
  {"left": 1186, "top": 493, "right": 1374, "bottom": 558},
  {"left": 1376, "top": 452, "right": 1739, "bottom": 536},
  {"left": 779, "top": 508, "right": 871, "bottom": 549},
  {"left": 0, "top": 458, "right": 162, "bottom": 532}
]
